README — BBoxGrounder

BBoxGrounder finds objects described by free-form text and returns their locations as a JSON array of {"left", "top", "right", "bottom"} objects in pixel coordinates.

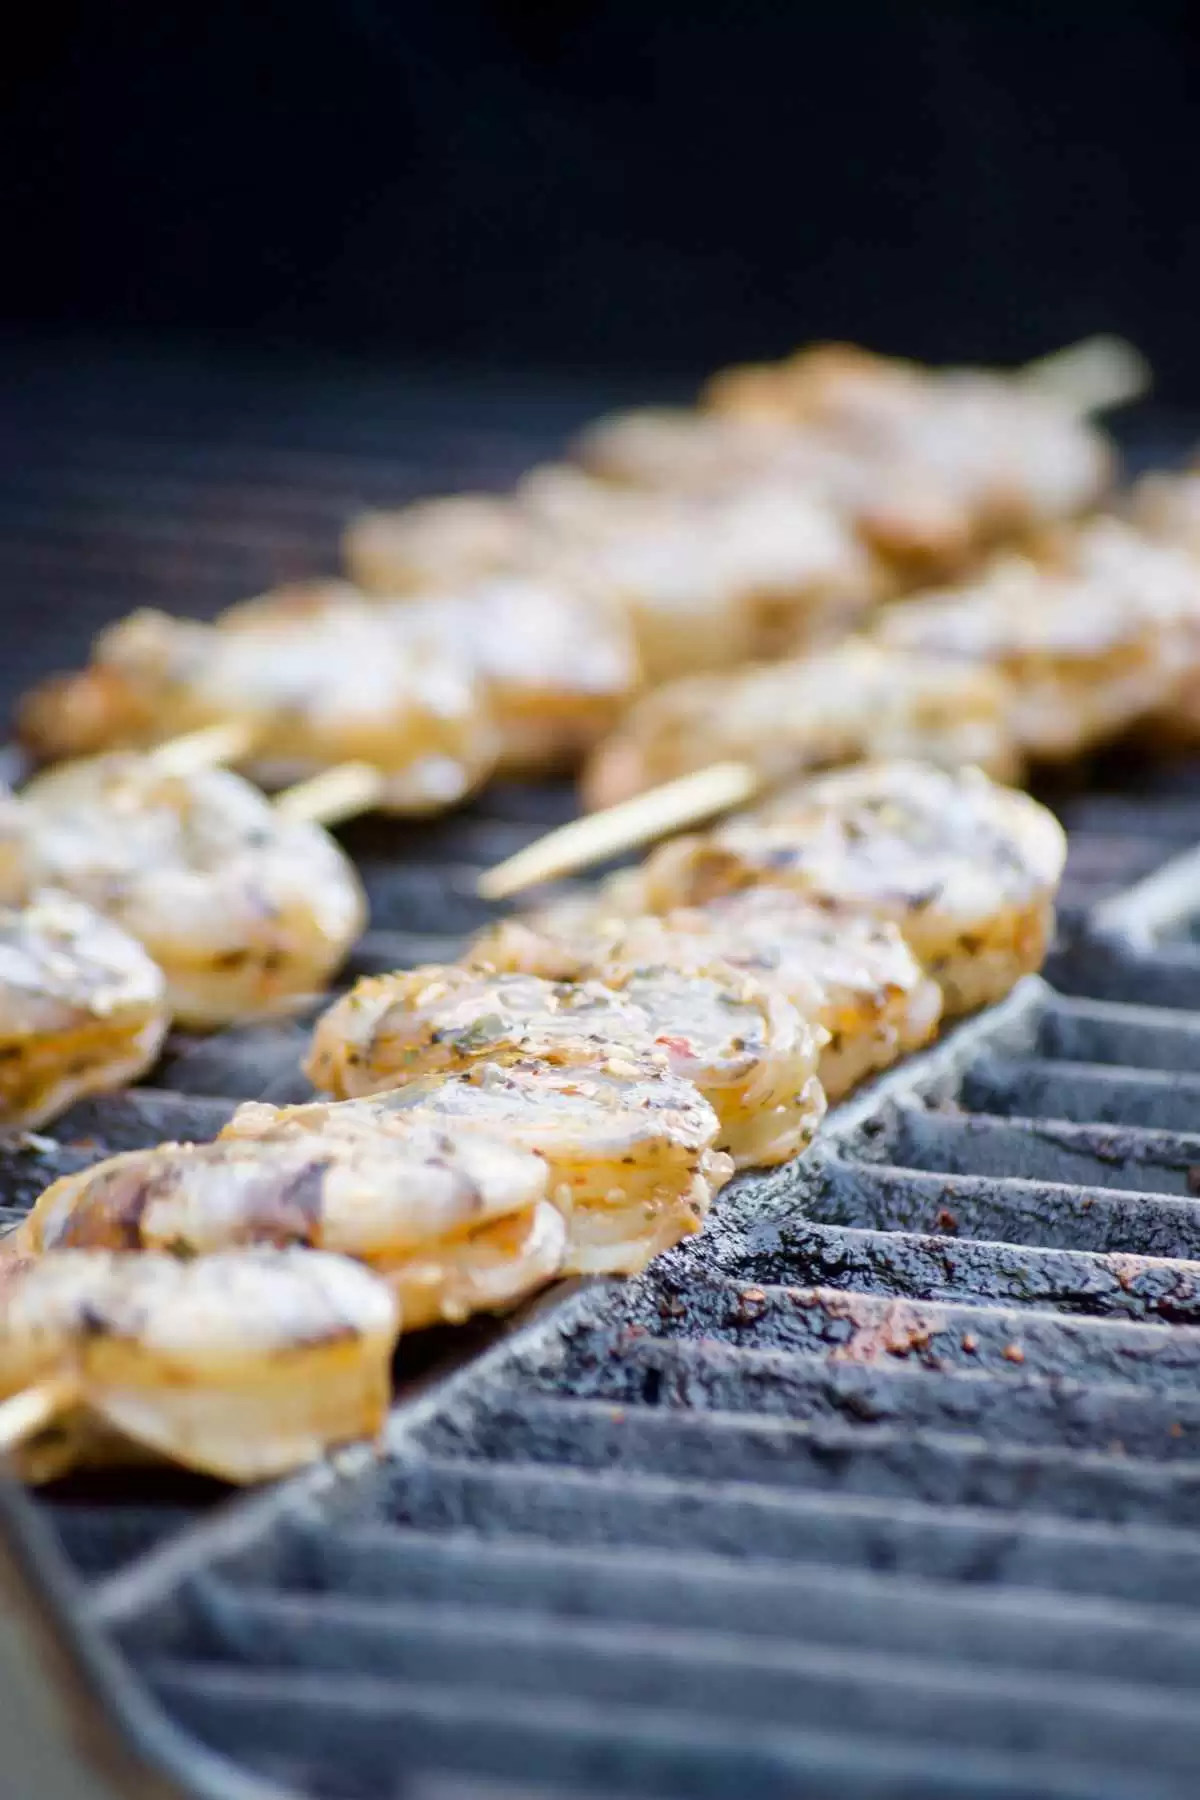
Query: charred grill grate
[
  {"left": 55, "top": 976, "right": 1200, "bottom": 1800},
  {"left": 5, "top": 343, "right": 1200, "bottom": 1795}
]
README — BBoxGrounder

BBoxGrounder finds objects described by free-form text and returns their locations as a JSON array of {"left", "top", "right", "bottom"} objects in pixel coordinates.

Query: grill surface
[{"left": 5, "top": 339, "right": 1200, "bottom": 1798}]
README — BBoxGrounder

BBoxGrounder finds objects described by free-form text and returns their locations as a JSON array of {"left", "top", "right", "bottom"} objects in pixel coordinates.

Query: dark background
[{"left": 2, "top": 1, "right": 1198, "bottom": 390}]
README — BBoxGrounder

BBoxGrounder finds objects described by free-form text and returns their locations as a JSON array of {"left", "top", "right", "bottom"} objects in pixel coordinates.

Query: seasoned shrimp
[
  {"left": 0, "top": 890, "right": 168, "bottom": 1128},
  {"left": 394, "top": 577, "right": 640, "bottom": 774},
  {"left": 228, "top": 1058, "right": 734, "bottom": 1277},
  {"left": 344, "top": 493, "right": 535, "bottom": 593},
  {"left": 472, "top": 891, "right": 938, "bottom": 1105},
  {"left": 582, "top": 638, "right": 1019, "bottom": 810},
  {"left": 703, "top": 343, "right": 1114, "bottom": 540},
  {"left": 0, "top": 1247, "right": 399, "bottom": 1483},
  {"left": 639, "top": 762, "right": 1066, "bottom": 1017},
  {"left": 531, "top": 473, "right": 878, "bottom": 679},
  {"left": 349, "top": 467, "right": 876, "bottom": 684},
  {"left": 873, "top": 521, "right": 1200, "bottom": 761},
  {"left": 62, "top": 587, "right": 499, "bottom": 810},
  {"left": 18, "top": 755, "right": 366, "bottom": 1028},
  {"left": 307, "top": 962, "right": 825, "bottom": 1169},
  {"left": 573, "top": 407, "right": 978, "bottom": 580},
  {"left": 14, "top": 1119, "right": 561, "bottom": 1333}
]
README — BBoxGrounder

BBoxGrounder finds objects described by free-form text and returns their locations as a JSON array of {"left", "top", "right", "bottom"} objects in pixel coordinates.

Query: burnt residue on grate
[{"left": 43, "top": 977, "right": 1200, "bottom": 1799}]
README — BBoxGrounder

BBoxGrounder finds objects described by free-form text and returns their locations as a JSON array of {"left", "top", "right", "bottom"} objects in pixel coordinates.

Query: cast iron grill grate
[
  {"left": 67, "top": 975, "right": 1200, "bottom": 1800},
  {"left": 5, "top": 341, "right": 1200, "bottom": 1797}
]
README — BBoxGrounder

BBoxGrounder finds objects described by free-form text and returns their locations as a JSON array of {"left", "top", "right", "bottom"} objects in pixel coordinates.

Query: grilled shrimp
[
  {"left": 530, "top": 470, "right": 878, "bottom": 676},
  {"left": 1131, "top": 460, "right": 1200, "bottom": 558},
  {"left": 14, "top": 1119, "right": 561, "bottom": 1333},
  {"left": 392, "top": 577, "right": 640, "bottom": 774},
  {"left": 0, "top": 1247, "right": 399, "bottom": 1483},
  {"left": 18, "top": 755, "right": 366, "bottom": 1027},
  {"left": 702, "top": 343, "right": 1114, "bottom": 540},
  {"left": 307, "top": 962, "right": 825, "bottom": 1169},
  {"left": 0, "top": 890, "right": 168, "bottom": 1128},
  {"left": 57, "top": 587, "right": 500, "bottom": 810},
  {"left": 573, "top": 407, "right": 979, "bottom": 580},
  {"left": 228, "top": 1056, "right": 734, "bottom": 1277},
  {"left": 348, "top": 467, "right": 875, "bottom": 686},
  {"left": 638, "top": 761, "right": 1067, "bottom": 1017},
  {"left": 472, "top": 890, "right": 938, "bottom": 1106},
  {"left": 873, "top": 521, "right": 1200, "bottom": 761},
  {"left": 582, "top": 638, "right": 1019, "bottom": 810},
  {"left": 344, "top": 493, "right": 536, "bottom": 593}
]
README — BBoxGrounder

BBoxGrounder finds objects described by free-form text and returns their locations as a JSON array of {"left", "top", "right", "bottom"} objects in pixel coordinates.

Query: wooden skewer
[
  {"left": 139, "top": 725, "right": 384, "bottom": 829},
  {"left": 477, "top": 761, "right": 760, "bottom": 900},
  {"left": 0, "top": 1374, "right": 82, "bottom": 1459},
  {"left": 1016, "top": 333, "right": 1150, "bottom": 416},
  {"left": 273, "top": 760, "right": 387, "bottom": 827},
  {"left": 147, "top": 717, "right": 262, "bottom": 777}
]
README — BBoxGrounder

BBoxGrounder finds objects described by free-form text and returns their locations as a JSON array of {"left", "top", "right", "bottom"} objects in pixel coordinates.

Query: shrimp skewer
[
  {"left": 638, "top": 761, "right": 1066, "bottom": 1017},
  {"left": 5, "top": 753, "right": 366, "bottom": 1028},
  {"left": 227, "top": 1057, "right": 735, "bottom": 1279},
  {"left": 473, "top": 890, "right": 941, "bottom": 1105},
  {"left": 306, "top": 961, "right": 826, "bottom": 1169},
  {"left": 10, "top": 1119, "right": 562, "bottom": 1334},
  {"left": 0, "top": 888, "right": 169, "bottom": 1129},
  {"left": 0, "top": 1247, "right": 399, "bottom": 1484},
  {"left": 872, "top": 520, "right": 1200, "bottom": 762}
]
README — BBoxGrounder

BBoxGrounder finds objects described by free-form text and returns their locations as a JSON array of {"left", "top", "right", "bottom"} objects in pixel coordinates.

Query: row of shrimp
[
  {"left": 0, "top": 341, "right": 1155, "bottom": 1150},
  {"left": 1, "top": 757, "right": 1066, "bottom": 1486},
  {"left": 17, "top": 342, "right": 1122, "bottom": 814}
]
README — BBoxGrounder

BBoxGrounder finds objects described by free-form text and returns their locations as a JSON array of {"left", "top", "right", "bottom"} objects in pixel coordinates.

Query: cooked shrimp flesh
[
  {"left": 227, "top": 1057, "right": 734, "bottom": 1277},
  {"left": 582, "top": 638, "right": 1019, "bottom": 809},
  {"left": 391, "top": 577, "right": 640, "bottom": 774},
  {"left": 639, "top": 761, "right": 1066, "bottom": 1017},
  {"left": 0, "top": 1247, "right": 398, "bottom": 1483},
  {"left": 307, "top": 962, "right": 825, "bottom": 1169},
  {"left": 18, "top": 754, "right": 366, "bottom": 1027},
  {"left": 472, "top": 890, "right": 938, "bottom": 1105},
  {"left": 58, "top": 588, "right": 500, "bottom": 810},
  {"left": 703, "top": 343, "right": 1114, "bottom": 540},
  {"left": 344, "top": 493, "right": 537, "bottom": 593},
  {"left": 873, "top": 521, "right": 1200, "bottom": 761},
  {"left": 13, "top": 1118, "right": 560, "bottom": 1334},
  {"left": 0, "top": 889, "right": 168, "bottom": 1128}
]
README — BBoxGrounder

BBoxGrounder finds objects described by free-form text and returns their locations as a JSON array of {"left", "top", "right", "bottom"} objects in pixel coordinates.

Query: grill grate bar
[
  {"left": 534, "top": 1332, "right": 1200, "bottom": 1456},
  {"left": 206, "top": 1520, "right": 1200, "bottom": 1689},
  {"left": 611, "top": 1275, "right": 1200, "bottom": 1380},
  {"left": 350, "top": 1452, "right": 1200, "bottom": 1608},
  {"left": 868, "top": 1103, "right": 1200, "bottom": 1190},
  {"left": 809, "top": 1153, "right": 1200, "bottom": 1255},
  {"left": 417, "top": 1392, "right": 1200, "bottom": 1525},
  {"left": 138, "top": 1584, "right": 1200, "bottom": 1778},
  {"left": 147, "top": 1660, "right": 1173, "bottom": 1800},
  {"left": 961, "top": 1054, "right": 1200, "bottom": 1131},
  {"left": 648, "top": 1212, "right": 1200, "bottom": 1318}
]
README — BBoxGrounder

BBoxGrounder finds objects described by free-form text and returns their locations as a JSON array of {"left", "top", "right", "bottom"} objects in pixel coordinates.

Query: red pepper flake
[
  {"left": 935, "top": 1207, "right": 959, "bottom": 1235},
  {"left": 655, "top": 1034, "right": 694, "bottom": 1058},
  {"left": 961, "top": 1333, "right": 978, "bottom": 1354},
  {"left": 1002, "top": 1344, "right": 1025, "bottom": 1364}
]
